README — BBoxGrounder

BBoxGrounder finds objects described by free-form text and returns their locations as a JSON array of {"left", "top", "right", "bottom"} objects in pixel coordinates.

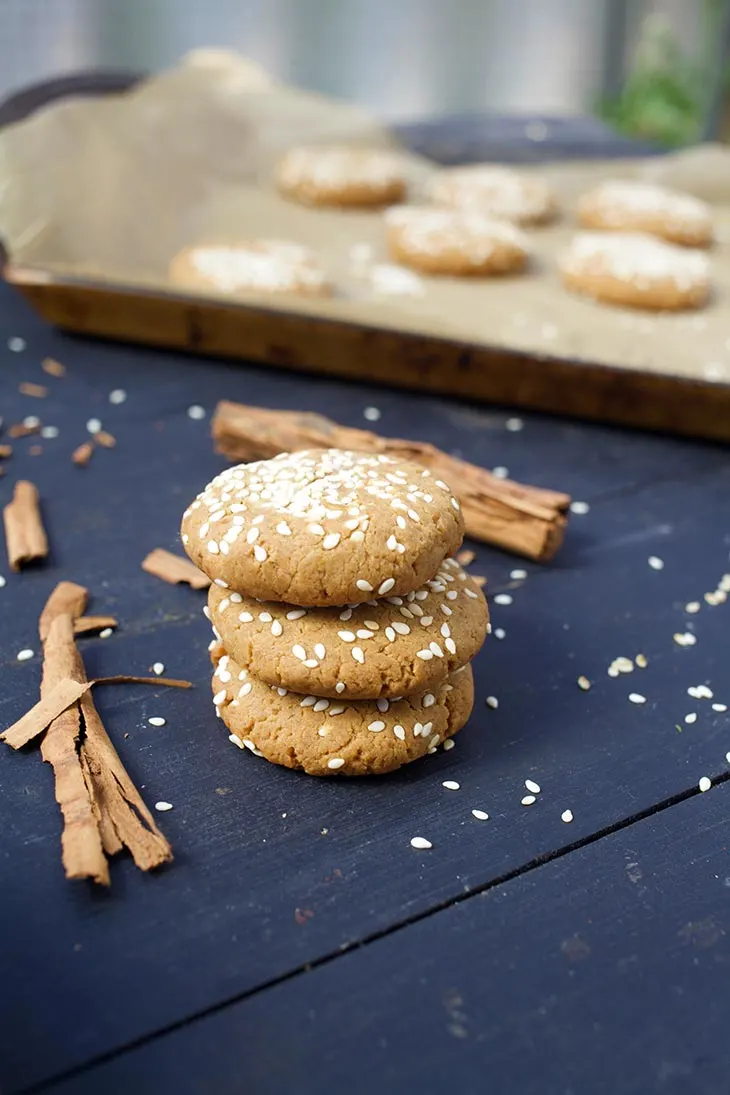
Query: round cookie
[
  {"left": 385, "top": 206, "right": 529, "bottom": 277},
  {"left": 212, "top": 649, "right": 474, "bottom": 776},
  {"left": 428, "top": 165, "right": 557, "bottom": 225},
  {"left": 559, "top": 232, "right": 710, "bottom": 312},
  {"left": 577, "top": 180, "right": 713, "bottom": 249},
  {"left": 277, "top": 146, "right": 407, "bottom": 208},
  {"left": 181, "top": 449, "right": 465, "bottom": 606},
  {"left": 209, "top": 556, "right": 488, "bottom": 699},
  {"left": 168, "top": 240, "right": 331, "bottom": 298}
]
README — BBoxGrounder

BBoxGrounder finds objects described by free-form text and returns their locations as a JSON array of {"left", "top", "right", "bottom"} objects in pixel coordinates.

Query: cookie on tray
[
  {"left": 428, "top": 164, "right": 557, "bottom": 225},
  {"left": 181, "top": 449, "right": 464, "bottom": 606},
  {"left": 577, "top": 180, "right": 713, "bottom": 249},
  {"left": 385, "top": 206, "right": 529, "bottom": 277},
  {"left": 212, "top": 649, "right": 474, "bottom": 776},
  {"left": 209, "top": 557, "right": 488, "bottom": 699},
  {"left": 559, "top": 232, "right": 710, "bottom": 312},
  {"left": 276, "top": 145, "right": 407, "bottom": 207},
  {"left": 168, "top": 240, "right": 332, "bottom": 298}
]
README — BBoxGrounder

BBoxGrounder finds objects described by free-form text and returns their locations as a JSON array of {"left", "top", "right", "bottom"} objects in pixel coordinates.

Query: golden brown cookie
[
  {"left": 385, "top": 206, "right": 529, "bottom": 277},
  {"left": 577, "top": 181, "right": 713, "bottom": 249},
  {"left": 559, "top": 232, "right": 710, "bottom": 312},
  {"left": 212, "top": 649, "right": 474, "bottom": 776},
  {"left": 168, "top": 241, "right": 331, "bottom": 298},
  {"left": 209, "top": 557, "right": 488, "bottom": 699},
  {"left": 276, "top": 145, "right": 407, "bottom": 208},
  {"left": 181, "top": 449, "right": 464, "bottom": 606},
  {"left": 429, "top": 165, "right": 557, "bottom": 225}
]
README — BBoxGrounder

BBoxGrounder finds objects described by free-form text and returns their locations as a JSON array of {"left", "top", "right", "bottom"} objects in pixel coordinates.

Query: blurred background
[{"left": 0, "top": 0, "right": 727, "bottom": 145}]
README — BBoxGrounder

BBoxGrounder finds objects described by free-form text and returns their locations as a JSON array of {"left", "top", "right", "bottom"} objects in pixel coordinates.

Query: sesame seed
[
  {"left": 314, "top": 643, "right": 326, "bottom": 660},
  {"left": 271, "top": 620, "right": 283, "bottom": 637},
  {"left": 253, "top": 545, "right": 267, "bottom": 561},
  {"left": 443, "top": 739, "right": 455, "bottom": 751},
  {"left": 494, "top": 627, "right": 505, "bottom": 639},
  {"left": 422, "top": 693, "right": 435, "bottom": 707},
  {"left": 635, "top": 654, "right": 648, "bottom": 669},
  {"left": 442, "top": 780, "right": 460, "bottom": 790},
  {"left": 712, "top": 703, "right": 727, "bottom": 712},
  {"left": 154, "top": 801, "right": 174, "bottom": 812},
  {"left": 648, "top": 556, "right": 664, "bottom": 571},
  {"left": 335, "top": 682, "right": 346, "bottom": 694},
  {"left": 525, "top": 779, "right": 541, "bottom": 794},
  {"left": 23, "top": 415, "right": 40, "bottom": 429},
  {"left": 229, "top": 734, "right": 244, "bottom": 749},
  {"left": 494, "top": 593, "right": 512, "bottom": 606},
  {"left": 86, "top": 417, "right": 102, "bottom": 434},
  {"left": 338, "top": 630, "right": 356, "bottom": 642},
  {"left": 378, "top": 578, "right": 396, "bottom": 595},
  {"left": 356, "top": 629, "right": 373, "bottom": 640},
  {"left": 187, "top": 405, "right": 206, "bottom": 420},
  {"left": 109, "top": 388, "right": 127, "bottom": 404},
  {"left": 214, "top": 578, "right": 228, "bottom": 588},
  {"left": 356, "top": 579, "right": 373, "bottom": 592},
  {"left": 207, "top": 540, "right": 219, "bottom": 554},
  {"left": 410, "top": 836, "right": 432, "bottom": 850},
  {"left": 392, "top": 621, "right": 410, "bottom": 635},
  {"left": 685, "top": 713, "right": 697, "bottom": 724},
  {"left": 239, "top": 612, "right": 253, "bottom": 623},
  {"left": 0, "top": 576, "right": 5, "bottom": 588},
  {"left": 328, "top": 758, "right": 345, "bottom": 770},
  {"left": 277, "top": 521, "right": 292, "bottom": 536},
  {"left": 303, "top": 658, "right": 319, "bottom": 668},
  {"left": 505, "top": 417, "right": 524, "bottom": 432},
  {"left": 292, "top": 645, "right": 306, "bottom": 660},
  {"left": 99, "top": 627, "right": 113, "bottom": 639},
  {"left": 259, "top": 611, "right": 272, "bottom": 623},
  {"left": 521, "top": 795, "right": 536, "bottom": 806},
  {"left": 213, "top": 690, "right": 227, "bottom": 705},
  {"left": 41, "top": 425, "right": 59, "bottom": 439},
  {"left": 17, "top": 649, "right": 34, "bottom": 662},
  {"left": 148, "top": 716, "right": 166, "bottom": 727},
  {"left": 685, "top": 601, "right": 701, "bottom": 614},
  {"left": 561, "top": 809, "right": 574, "bottom": 823},
  {"left": 416, "top": 649, "right": 433, "bottom": 661},
  {"left": 287, "top": 609, "right": 306, "bottom": 620},
  {"left": 323, "top": 532, "right": 340, "bottom": 550},
  {"left": 673, "top": 632, "right": 696, "bottom": 647},
  {"left": 472, "top": 809, "right": 489, "bottom": 820},
  {"left": 368, "top": 720, "right": 385, "bottom": 732},
  {"left": 577, "top": 675, "right": 591, "bottom": 691},
  {"left": 352, "top": 646, "right": 365, "bottom": 664},
  {"left": 628, "top": 693, "right": 646, "bottom": 704},
  {"left": 364, "top": 406, "right": 381, "bottom": 421},
  {"left": 492, "top": 466, "right": 509, "bottom": 479},
  {"left": 698, "top": 776, "right": 711, "bottom": 792},
  {"left": 510, "top": 569, "right": 527, "bottom": 580},
  {"left": 313, "top": 699, "right": 329, "bottom": 713},
  {"left": 486, "top": 695, "right": 498, "bottom": 709},
  {"left": 429, "top": 642, "right": 444, "bottom": 658},
  {"left": 239, "top": 682, "right": 252, "bottom": 697},
  {"left": 393, "top": 725, "right": 406, "bottom": 740},
  {"left": 351, "top": 530, "right": 365, "bottom": 543},
  {"left": 8, "top": 336, "right": 26, "bottom": 352},
  {"left": 152, "top": 662, "right": 165, "bottom": 675}
]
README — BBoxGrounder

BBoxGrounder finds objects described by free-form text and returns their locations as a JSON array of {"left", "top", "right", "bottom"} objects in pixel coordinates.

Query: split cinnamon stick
[
  {"left": 3, "top": 480, "right": 49, "bottom": 570},
  {"left": 211, "top": 401, "right": 570, "bottom": 561},
  {"left": 142, "top": 548, "right": 211, "bottom": 589},
  {"left": 75, "top": 614, "right": 118, "bottom": 635}
]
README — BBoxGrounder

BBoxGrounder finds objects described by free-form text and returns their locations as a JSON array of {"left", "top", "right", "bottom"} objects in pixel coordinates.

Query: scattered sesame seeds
[
  {"left": 648, "top": 556, "right": 664, "bottom": 571},
  {"left": 712, "top": 703, "right": 727, "bottom": 713},
  {"left": 673, "top": 632, "right": 697, "bottom": 647},
  {"left": 442, "top": 780, "right": 460, "bottom": 791},
  {"left": 443, "top": 739, "right": 455, "bottom": 751},
  {"left": 228, "top": 733, "right": 244, "bottom": 749},
  {"left": 187, "top": 405, "right": 206, "bottom": 420},
  {"left": 510, "top": 569, "right": 527, "bottom": 580},
  {"left": 685, "top": 601, "right": 701, "bottom": 614},
  {"left": 493, "top": 593, "right": 513, "bottom": 606},
  {"left": 698, "top": 776, "right": 712, "bottom": 793},
  {"left": 109, "top": 388, "right": 127, "bottom": 404},
  {"left": 492, "top": 466, "right": 509, "bottom": 479},
  {"left": 152, "top": 662, "right": 165, "bottom": 675},
  {"left": 86, "top": 418, "right": 102, "bottom": 435},
  {"left": 505, "top": 417, "right": 524, "bottom": 432},
  {"left": 494, "top": 627, "right": 505, "bottom": 640},
  {"left": 635, "top": 654, "right": 648, "bottom": 669},
  {"left": 485, "top": 695, "right": 499, "bottom": 709},
  {"left": 685, "top": 713, "right": 697, "bottom": 724},
  {"left": 352, "top": 646, "right": 365, "bottom": 664},
  {"left": 472, "top": 809, "right": 489, "bottom": 820},
  {"left": 23, "top": 415, "right": 40, "bottom": 429},
  {"left": 154, "top": 801, "right": 174, "bottom": 812},
  {"left": 363, "top": 406, "right": 381, "bottom": 422},
  {"left": 16, "top": 648, "right": 34, "bottom": 662},
  {"left": 628, "top": 693, "right": 646, "bottom": 704},
  {"left": 410, "top": 836, "right": 432, "bottom": 850},
  {"left": 569, "top": 501, "right": 590, "bottom": 515},
  {"left": 99, "top": 627, "right": 113, "bottom": 639},
  {"left": 8, "top": 336, "right": 26, "bottom": 352},
  {"left": 0, "top": 576, "right": 5, "bottom": 588},
  {"left": 148, "top": 716, "right": 166, "bottom": 727},
  {"left": 521, "top": 795, "right": 536, "bottom": 806},
  {"left": 561, "top": 809, "right": 574, "bottom": 824},
  {"left": 40, "top": 425, "right": 59, "bottom": 439},
  {"left": 328, "top": 758, "right": 345, "bottom": 770},
  {"left": 356, "top": 579, "right": 373, "bottom": 592},
  {"left": 525, "top": 779, "right": 541, "bottom": 794},
  {"left": 577, "top": 675, "right": 591, "bottom": 691}
]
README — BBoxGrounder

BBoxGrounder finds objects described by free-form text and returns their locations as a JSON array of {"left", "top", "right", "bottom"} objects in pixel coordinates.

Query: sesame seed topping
[
  {"left": 410, "top": 836, "right": 432, "bottom": 850},
  {"left": 213, "top": 690, "right": 227, "bottom": 705},
  {"left": 368, "top": 720, "right": 385, "bottom": 732},
  {"left": 335, "top": 682, "right": 346, "bottom": 694},
  {"left": 259, "top": 612, "right": 272, "bottom": 623},
  {"left": 486, "top": 695, "right": 498, "bottom": 709},
  {"left": 287, "top": 608, "right": 306, "bottom": 620},
  {"left": 356, "top": 629, "right": 373, "bottom": 640},
  {"left": 239, "top": 612, "right": 253, "bottom": 623},
  {"left": 416, "top": 649, "right": 433, "bottom": 661},
  {"left": 378, "top": 578, "right": 396, "bottom": 595},
  {"left": 313, "top": 699, "right": 329, "bottom": 713},
  {"left": 148, "top": 716, "right": 166, "bottom": 727},
  {"left": 328, "top": 758, "right": 345, "bottom": 769},
  {"left": 352, "top": 647, "right": 365, "bottom": 664},
  {"left": 154, "top": 801, "right": 174, "bottom": 812},
  {"left": 314, "top": 643, "right": 326, "bottom": 660},
  {"left": 17, "top": 649, "right": 34, "bottom": 662},
  {"left": 277, "top": 521, "right": 292, "bottom": 536},
  {"left": 385, "top": 626, "right": 396, "bottom": 641},
  {"left": 442, "top": 780, "right": 460, "bottom": 790},
  {"left": 323, "top": 532, "right": 341, "bottom": 550},
  {"left": 570, "top": 500, "right": 590, "bottom": 515},
  {"left": 698, "top": 776, "right": 712, "bottom": 792},
  {"left": 561, "top": 809, "right": 574, "bottom": 823},
  {"left": 392, "top": 621, "right": 410, "bottom": 636},
  {"left": 393, "top": 725, "right": 406, "bottom": 740},
  {"left": 422, "top": 693, "right": 435, "bottom": 707},
  {"left": 525, "top": 779, "right": 541, "bottom": 794},
  {"left": 443, "top": 739, "right": 455, "bottom": 751},
  {"left": 303, "top": 658, "right": 319, "bottom": 668},
  {"left": 648, "top": 556, "right": 664, "bottom": 570},
  {"left": 429, "top": 642, "right": 444, "bottom": 657},
  {"left": 472, "top": 809, "right": 490, "bottom": 821},
  {"left": 229, "top": 733, "right": 244, "bottom": 749},
  {"left": 292, "top": 644, "right": 306, "bottom": 660},
  {"left": 207, "top": 541, "right": 219, "bottom": 554},
  {"left": 356, "top": 579, "right": 373, "bottom": 592},
  {"left": 239, "top": 682, "right": 252, "bottom": 696},
  {"left": 271, "top": 620, "right": 283, "bottom": 637},
  {"left": 338, "top": 630, "right": 355, "bottom": 642},
  {"left": 628, "top": 693, "right": 646, "bottom": 704}
]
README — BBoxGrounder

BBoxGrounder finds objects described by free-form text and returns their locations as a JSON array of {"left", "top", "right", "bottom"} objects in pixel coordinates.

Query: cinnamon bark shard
[
  {"left": 1, "top": 678, "right": 91, "bottom": 749},
  {"left": 72, "top": 441, "right": 94, "bottom": 466},
  {"left": 94, "top": 431, "right": 116, "bottom": 448},
  {"left": 19, "top": 382, "right": 48, "bottom": 398},
  {"left": 211, "top": 401, "right": 571, "bottom": 562},
  {"left": 41, "top": 357, "right": 66, "bottom": 377},
  {"left": 75, "top": 614, "right": 118, "bottom": 635},
  {"left": 3, "top": 479, "right": 49, "bottom": 570},
  {"left": 142, "top": 548, "right": 210, "bottom": 588}
]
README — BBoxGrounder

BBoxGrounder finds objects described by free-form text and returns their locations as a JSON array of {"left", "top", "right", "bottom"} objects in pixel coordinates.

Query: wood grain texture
[
  {"left": 8, "top": 269, "right": 730, "bottom": 443},
  {"left": 0, "top": 284, "right": 729, "bottom": 1091},
  {"left": 49, "top": 785, "right": 730, "bottom": 1095}
]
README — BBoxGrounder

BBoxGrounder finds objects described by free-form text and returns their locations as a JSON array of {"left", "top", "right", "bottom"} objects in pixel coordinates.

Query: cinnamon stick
[
  {"left": 19, "top": 382, "right": 48, "bottom": 398},
  {"left": 3, "top": 480, "right": 49, "bottom": 570},
  {"left": 142, "top": 548, "right": 211, "bottom": 588},
  {"left": 94, "top": 430, "right": 116, "bottom": 449},
  {"left": 41, "top": 357, "right": 66, "bottom": 377},
  {"left": 75, "top": 614, "right": 118, "bottom": 635},
  {"left": 211, "top": 401, "right": 570, "bottom": 561},
  {"left": 0, "top": 444, "right": 12, "bottom": 458},
  {"left": 72, "top": 441, "right": 95, "bottom": 466}
]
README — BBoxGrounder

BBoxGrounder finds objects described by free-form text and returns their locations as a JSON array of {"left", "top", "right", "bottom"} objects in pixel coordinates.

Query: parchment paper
[{"left": 1, "top": 50, "right": 730, "bottom": 387}]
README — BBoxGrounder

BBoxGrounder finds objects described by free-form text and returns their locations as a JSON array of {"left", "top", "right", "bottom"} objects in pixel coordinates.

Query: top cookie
[
  {"left": 168, "top": 240, "right": 331, "bottom": 299},
  {"left": 277, "top": 146, "right": 407, "bottom": 208},
  {"left": 429, "top": 165, "right": 557, "bottom": 225},
  {"left": 577, "top": 181, "right": 713, "bottom": 249},
  {"left": 181, "top": 449, "right": 464, "bottom": 605}
]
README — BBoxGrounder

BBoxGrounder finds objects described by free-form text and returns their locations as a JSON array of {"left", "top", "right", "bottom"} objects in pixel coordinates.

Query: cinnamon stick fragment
[
  {"left": 8, "top": 422, "right": 40, "bottom": 438},
  {"left": 95, "top": 431, "right": 116, "bottom": 448},
  {"left": 72, "top": 441, "right": 94, "bottom": 466},
  {"left": 41, "top": 357, "right": 66, "bottom": 377},
  {"left": 0, "top": 444, "right": 12, "bottom": 458},
  {"left": 19, "top": 382, "right": 48, "bottom": 398},
  {"left": 211, "top": 401, "right": 571, "bottom": 561},
  {"left": 75, "top": 614, "right": 118, "bottom": 635},
  {"left": 142, "top": 548, "right": 210, "bottom": 589},
  {"left": 3, "top": 480, "right": 49, "bottom": 570},
  {"left": 1, "top": 678, "right": 91, "bottom": 750},
  {"left": 456, "top": 549, "right": 476, "bottom": 566}
]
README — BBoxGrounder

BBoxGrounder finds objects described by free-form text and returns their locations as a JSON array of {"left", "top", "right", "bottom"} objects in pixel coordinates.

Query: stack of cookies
[{"left": 181, "top": 449, "right": 489, "bottom": 776}]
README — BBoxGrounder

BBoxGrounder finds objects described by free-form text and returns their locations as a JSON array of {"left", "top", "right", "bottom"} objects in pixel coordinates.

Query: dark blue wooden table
[{"left": 0, "top": 96, "right": 729, "bottom": 1095}]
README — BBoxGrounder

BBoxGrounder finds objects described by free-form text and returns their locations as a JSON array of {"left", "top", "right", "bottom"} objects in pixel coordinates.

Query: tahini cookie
[
  {"left": 181, "top": 449, "right": 464, "bottom": 606},
  {"left": 277, "top": 145, "right": 407, "bottom": 207},
  {"left": 212, "top": 649, "right": 474, "bottom": 776},
  {"left": 559, "top": 232, "right": 710, "bottom": 312},
  {"left": 429, "top": 164, "right": 557, "bottom": 225},
  {"left": 386, "top": 206, "right": 529, "bottom": 277},
  {"left": 577, "top": 180, "right": 713, "bottom": 249},
  {"left": 168, "top": 240, "right": 331, "bottom": 298},
  {"left": 208, "top": 557, "right": 488, "bottom": 699}
]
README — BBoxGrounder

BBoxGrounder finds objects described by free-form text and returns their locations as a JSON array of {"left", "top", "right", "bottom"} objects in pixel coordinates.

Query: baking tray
[{"left": 2, "top": 69, "right": 730, "bottom": 444}]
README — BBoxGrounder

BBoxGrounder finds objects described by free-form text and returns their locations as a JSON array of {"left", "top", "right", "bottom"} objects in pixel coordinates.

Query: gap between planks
[{"left": 23, "top": 768, "right": 730, "bottom": 1095}]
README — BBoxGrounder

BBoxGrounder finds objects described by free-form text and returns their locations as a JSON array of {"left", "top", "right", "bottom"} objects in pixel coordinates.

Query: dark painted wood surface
[
  {"left": 0, "top": 272, "right": 729, "bottom": 1095},
  {"left": 48, "top": 784, "right": 730, "bottom": 1095}
]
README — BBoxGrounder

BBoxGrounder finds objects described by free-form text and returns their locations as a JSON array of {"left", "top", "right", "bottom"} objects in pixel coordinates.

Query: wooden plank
[
  {"left": 45, "top": 784, "right": 730, "bottom": 1095},
  {"left": 8, "top": 268, "right": 730, "bottom": 444},
  {"left": 1, "top": 282, "right": 730, "bottom": 1089}
]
